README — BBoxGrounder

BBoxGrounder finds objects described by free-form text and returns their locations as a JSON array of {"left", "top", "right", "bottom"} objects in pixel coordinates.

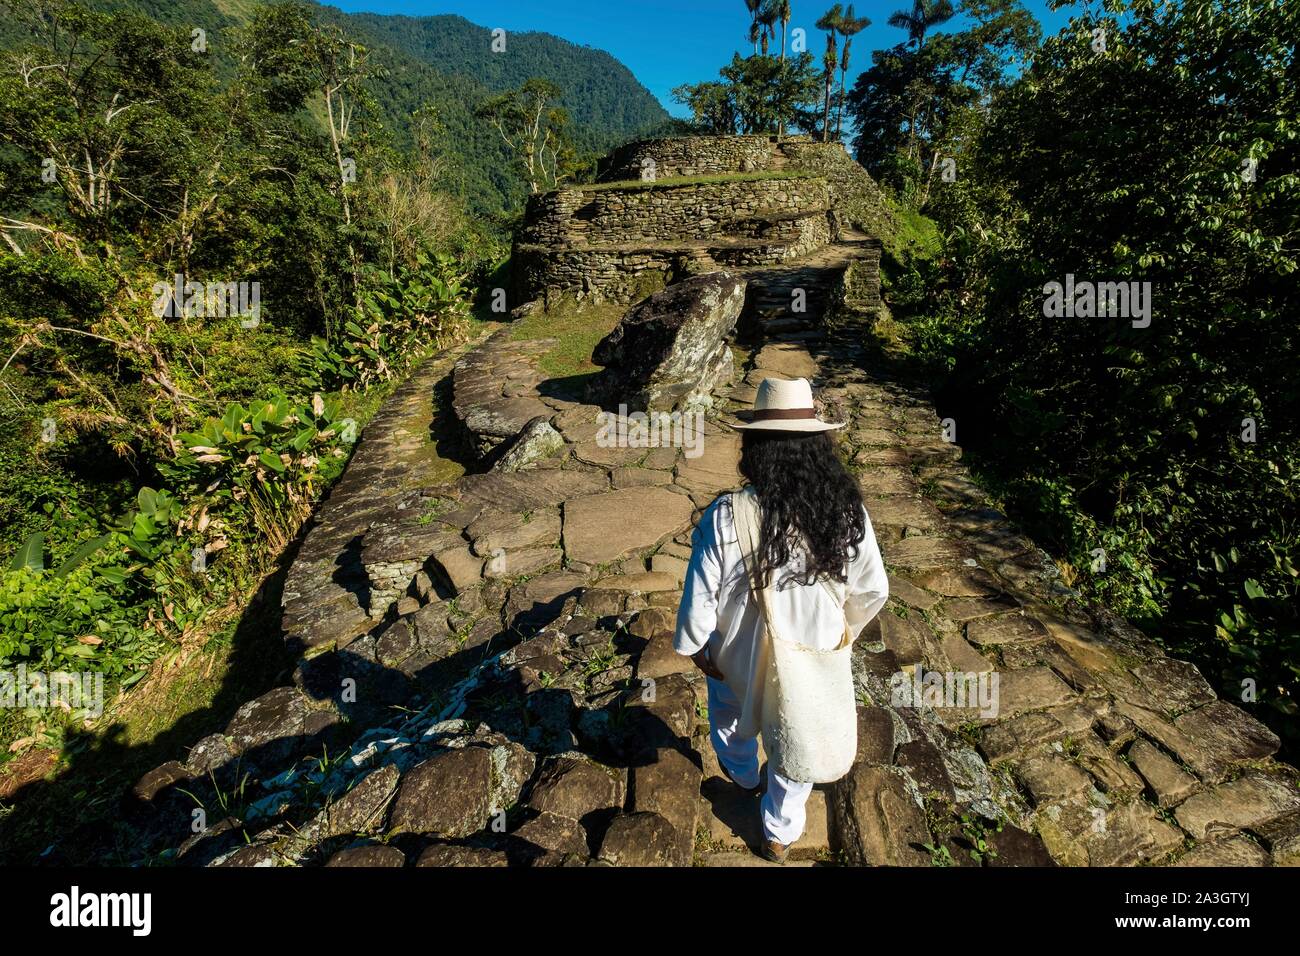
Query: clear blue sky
[{"left": 327, "top": 0, "right": 1079, "bottom": 117}]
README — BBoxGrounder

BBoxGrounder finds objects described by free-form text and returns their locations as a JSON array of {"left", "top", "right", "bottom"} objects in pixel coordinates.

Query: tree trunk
[
  {"left": 836, "top": 66, "right": 848, "bottom": 141},
  {"left": 823, "top": 72, "right": 833, "bottom": 143}
]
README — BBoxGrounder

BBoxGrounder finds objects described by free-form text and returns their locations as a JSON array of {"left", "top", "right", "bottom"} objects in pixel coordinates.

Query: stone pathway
[{"left": 127, "top": 241, "right": 1298, "bottom": 869}]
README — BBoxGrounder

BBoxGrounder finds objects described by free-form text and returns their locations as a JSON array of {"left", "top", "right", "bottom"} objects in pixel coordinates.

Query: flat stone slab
[
  {"left": 996, "top": 666, "right": 1077, "bottom": 715},
  {"left": 1035, "top": 793, "right": 1184, "bottom": 866},
  {"left": 906, "top": 568, "right": 1002, "bottom": 597},
  {"left": 572, "top": 441, "right": 644, "bottom": 468},
  {"left": 887, "top": 574, "right": 941, "bottom": 611},
  {"left": 1174, "top": 771, "right": 1300, "bottom": 841},
  {"left": 594, "top": 571, "right": 682, "bottom": 593},
  {"left": 966, "top": 612, "right": 1051, "bottom": 648},
  {"left": 1173, "top": 835, "right": 1271, "bottom": 867},
  {"left": 452, "top": 333, "right": 555, "bottom": 450},
  {"left": 932, "top": 664, "right": 1074, "bottom": 726},
  {"left": 461, "top": 469, "right": 608, "bottom": 511},
  {"left": 1128, "top": 738, "right": 1199, "bottom": 808},
  {"left": 611, "top": 466, "right": 672, "bottom": 489},
  {"left": 1017, "top": 752, "right": 1094, "bottom": 805},
  {"left": 881, "top": 536, "right": 975, "bottom": 571},
  {"left": 673, "top": 433, "right": 742, "bottom": 495},
  {"left": 468, "top": 508, "right": 562, "bottom": 555},
  {"left": 1172, "top": 700, "right": 1279, "bottom": 767},
  {"left": 979, "top": 702, "right": 1098, "bottom": 764},
  {"left": 852, "top": 428, "right": 898, "bottom": 447},
  {"left": 857, "top": 469, "right": 917, "bottom": 496},
  {"left": 751, "top": 343, "right": 818, "bottom": 380},
  {"left": 865, "top": 497, "right": 944, "bottom": 532},
  {"left": 938, "top": 634, "right": 995, "bottom": 674},
  {"left": 563, "top": 487, "right": 694, "bottom": 565},
  {"left": 827, "top": 765, "right": 930, "bottom": 866},
  {"left": 939, "top": 594, "right": 1020, "bottom": 623},
  {"left": 1130, "top": 658, "right": 1217, "bottom": 714}
]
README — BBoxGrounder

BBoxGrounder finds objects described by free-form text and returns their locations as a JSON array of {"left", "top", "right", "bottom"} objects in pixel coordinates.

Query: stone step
[
  {"left": 697, "top": 736, "right": 831, "bottom": 862},
  {"left": 759, "top": 318, "right": 815, "bottom": 332}
]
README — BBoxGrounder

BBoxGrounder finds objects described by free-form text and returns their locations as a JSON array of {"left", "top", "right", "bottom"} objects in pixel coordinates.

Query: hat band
[{"left": 751, "top": 407, "right": 817, "bottom": 421}]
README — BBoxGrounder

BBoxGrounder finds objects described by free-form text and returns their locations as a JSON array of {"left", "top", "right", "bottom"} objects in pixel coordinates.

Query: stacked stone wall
[
  {"left": 518, "top": 176, "right": 829, "bottom": 247},
  {"left": 601, "top": 135, "right": 788, "bottom": 180},
  {"left": 779, "top": 141, "right": 895, "bottom": 241}
]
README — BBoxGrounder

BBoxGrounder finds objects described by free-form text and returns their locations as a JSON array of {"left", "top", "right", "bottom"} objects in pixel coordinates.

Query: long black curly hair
[{"left": 738, "top": 429, "right": 865, "bottom": 588}]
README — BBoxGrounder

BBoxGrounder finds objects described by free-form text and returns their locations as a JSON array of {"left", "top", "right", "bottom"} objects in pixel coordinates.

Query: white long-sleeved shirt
[{"left": 673, "top": 493, "right": 889, "bottom": 684}]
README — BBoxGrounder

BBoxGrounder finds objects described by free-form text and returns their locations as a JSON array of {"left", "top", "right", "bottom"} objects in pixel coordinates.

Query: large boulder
[{"left": 588, "top": 271, "right": 746, "bottom": 411}]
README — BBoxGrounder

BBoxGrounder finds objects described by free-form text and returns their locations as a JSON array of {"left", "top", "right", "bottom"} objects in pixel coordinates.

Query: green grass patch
[
  {"left": 883, "top": 196, "right": 941, "bottom": 266},
  {"left": 508, "top": 297, "right": 625, "bottom": 382}
]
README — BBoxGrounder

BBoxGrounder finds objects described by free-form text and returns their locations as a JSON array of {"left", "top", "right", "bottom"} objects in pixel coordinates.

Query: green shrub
[
  {"left": 300, "top": 254, "right": 471, "bottom": 391},
  {"left": 0, "top": 530, "right": 152, "bottom": 677}
]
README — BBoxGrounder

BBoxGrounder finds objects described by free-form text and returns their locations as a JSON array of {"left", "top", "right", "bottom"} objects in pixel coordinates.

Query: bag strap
[
  {"left": 731, "top": 489, "right": 770, "bottom": 616},
  {"left": 732, "top": 489, "right": 853, "bottom": 648}
]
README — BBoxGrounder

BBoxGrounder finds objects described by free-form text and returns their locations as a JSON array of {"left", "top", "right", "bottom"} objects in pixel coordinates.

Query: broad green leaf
[{"left": 9, "top": 532, "right": 45, "bottom": 572}]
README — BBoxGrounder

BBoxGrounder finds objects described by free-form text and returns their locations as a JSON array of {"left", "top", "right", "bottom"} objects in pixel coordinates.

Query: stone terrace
[{"left": 513, "top": 135, "right": 891, "bottom": 306}]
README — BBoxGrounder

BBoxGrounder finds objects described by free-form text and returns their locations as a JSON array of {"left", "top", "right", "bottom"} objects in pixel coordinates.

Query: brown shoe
[{"left": 760, "top": 839, "right": 790, "bottom": 865}]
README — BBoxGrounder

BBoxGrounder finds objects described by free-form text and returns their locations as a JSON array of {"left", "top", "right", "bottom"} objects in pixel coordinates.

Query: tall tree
[
  {"left": 836, "top": 6, "right": 871, "bottom": 141},
  {"left": 757, "top": 2, "right": 779, "bottom": 55},
  {"left": 676, "top": 52, "right": 821, "bottom": 137},
  {"left": 848, "top": 0, "right": 1038, "bottom": 203},
  {"left": 773, "top": 0, "right": 792, "bottom": 62},
  {"left": 816, "top": 5, "right": 844, "bottom": 142},
  {"left": 476, "top": 79, "right": 573, "bottom": 195},
  {"left": 745, "top": 0, "right": 763, "bottom": 55},
  {"left": 887, "top": 0, "right": 956, "bottom": 48}
]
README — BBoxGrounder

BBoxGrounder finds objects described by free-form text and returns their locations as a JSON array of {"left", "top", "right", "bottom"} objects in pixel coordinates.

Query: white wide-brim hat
[{"left": 730, "top": 377, "right": 844, "bottom": 432}]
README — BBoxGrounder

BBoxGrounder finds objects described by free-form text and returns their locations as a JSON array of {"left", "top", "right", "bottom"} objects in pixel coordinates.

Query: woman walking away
[{"left": 674, "top": 377, "right": 888, "bottom": 864}]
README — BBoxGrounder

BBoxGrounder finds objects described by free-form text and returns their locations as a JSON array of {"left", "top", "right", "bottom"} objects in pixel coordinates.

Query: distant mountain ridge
[
  {"left": 336, "top": 11, "right": 669, "bottom": 152},
  {"left": 0, "top": 0, "right": 670, "bottom": 213}
]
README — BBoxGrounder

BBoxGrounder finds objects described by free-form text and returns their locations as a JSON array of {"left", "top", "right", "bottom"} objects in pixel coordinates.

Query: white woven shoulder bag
[{"left": 731, "top": 489, "right": 858, "bottom": 784}]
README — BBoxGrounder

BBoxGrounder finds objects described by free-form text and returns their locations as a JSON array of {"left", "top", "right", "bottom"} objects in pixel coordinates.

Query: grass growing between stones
[{"left": 508, "top": 296, "right": 625, "bottom": 391}]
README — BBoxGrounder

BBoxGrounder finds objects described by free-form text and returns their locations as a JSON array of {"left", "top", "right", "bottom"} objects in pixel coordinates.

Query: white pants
[{"left": 707, "top": 677, "right": 814, "bottom": 846}]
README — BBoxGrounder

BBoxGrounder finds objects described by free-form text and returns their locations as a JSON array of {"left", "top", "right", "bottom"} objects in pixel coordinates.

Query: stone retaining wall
[
  {"left": 780, "top": 141, "right": 895, "bottom": 240},
  {"left": 514, "top": 217, "right": 831, "bottom": 306},
  {"left": 601, "top": 135, "right": 787, "bottom": 181},
  {"left": 514, "top": 135, "right": 892, "bottom": 303},
  {"left": 517, "top": 176, "right": 829, "bottom": 247}
]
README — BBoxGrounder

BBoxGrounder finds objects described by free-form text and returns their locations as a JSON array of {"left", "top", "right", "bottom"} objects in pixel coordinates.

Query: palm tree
[
  {"left": 772, "top": 0, "right": 792, "bottom": 63},
  {"left": 745, "top": 0, "right": 763, "bottom": 55},
  {"left": 757, "top": 1, "right": 779, "bottom": 55},
  {"left": 816, "top": 5, "right": 843, "bottom": 142},
  {"left": 835, "top": 6, "right": 870, "bottom": 141},
  {"left": 886, "top": 0, "right": 955, "bottom": 49}
]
